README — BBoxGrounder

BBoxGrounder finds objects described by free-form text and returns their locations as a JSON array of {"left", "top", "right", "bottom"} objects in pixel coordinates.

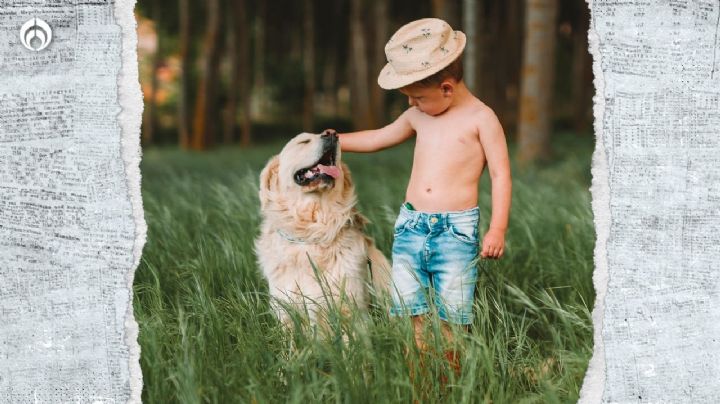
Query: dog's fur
[{"left": 255, "top": 131, "right": 391, "bottom": 326}]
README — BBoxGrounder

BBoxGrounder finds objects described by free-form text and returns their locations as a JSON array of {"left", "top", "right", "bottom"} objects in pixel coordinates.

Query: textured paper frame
[
  {"left": 116, "top": 0, "right": 146, "bottom": 402},
  {"left": 0, "top": 0, "right": 145, "bottom": 402},
  {"left": 580, "top": 0, "right": 720, "bottom": 402},
  {"left": 579, "top": 0, "right": 609, "bottom": 400}
]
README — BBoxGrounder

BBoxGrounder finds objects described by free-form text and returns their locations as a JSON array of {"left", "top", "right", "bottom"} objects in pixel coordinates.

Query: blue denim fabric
[{"left": 389, "top": 203, "right": 480, "bottom": 325}]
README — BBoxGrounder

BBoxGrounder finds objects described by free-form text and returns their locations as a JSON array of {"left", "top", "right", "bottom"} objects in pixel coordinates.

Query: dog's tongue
[{"left": 317, "top": 164, "right": 340, "bottom": 178}]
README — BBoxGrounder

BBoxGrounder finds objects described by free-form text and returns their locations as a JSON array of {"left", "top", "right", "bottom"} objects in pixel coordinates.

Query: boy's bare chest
[{"left": 414, "top": 122, "right": 484, "bottom": 159}]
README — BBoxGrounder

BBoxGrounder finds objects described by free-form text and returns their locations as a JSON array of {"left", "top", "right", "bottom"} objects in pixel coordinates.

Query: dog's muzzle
[{"left": 293, "top": 130, "right": 340, "bottom": 186}]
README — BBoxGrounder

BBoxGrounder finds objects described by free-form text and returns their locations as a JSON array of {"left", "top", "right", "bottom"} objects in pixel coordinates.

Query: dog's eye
[{"left": 298, "top": 140, "right": 310, "bottom": 145}]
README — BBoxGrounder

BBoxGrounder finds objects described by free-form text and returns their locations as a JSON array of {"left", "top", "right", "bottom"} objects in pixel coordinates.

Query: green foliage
[{"left": 136, "top": 132, "right": 595, "bottom": 402}]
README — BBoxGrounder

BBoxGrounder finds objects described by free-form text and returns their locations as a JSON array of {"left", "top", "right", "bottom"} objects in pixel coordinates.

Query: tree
[
  {"left": 517, "top": 0, "right": 558, "bottom": 165},
  {"left": 178, "top": 0, "right": 191, "bottom": 148},
  {"left": 143, "top": 0, "right": 162, "bottom": 146},
  {"left": 462, "top": 0, "right": 478, "bottom": 95},
  {"left": 224, "top": 0, "right": 251, "bottom": 146},
  {"left": 190, "top": 0, "right": 223, "bottom": 150},
  {"left": 349, "top": 0, "right": 373, "bottom": 129},
  {"left": 572, "top": 1, "right": 592, "bottom": 134},
  {"left": 504, "top": 0, "right": 524, "bottom": 134},
  {"left": 478, "top": 1, "right": 524, "bottom": 133},
  {"left": 432, "top": 0, "right": 460, "bottom": 28},
  {"left": 369, "top": 0, "right": 388, "bottom": 124},
  {"left": 303, "top": 0, "right": 316, "bottom": 131},
  {"left": 252, "top": 0, "right": 267, "bottom": 120}
]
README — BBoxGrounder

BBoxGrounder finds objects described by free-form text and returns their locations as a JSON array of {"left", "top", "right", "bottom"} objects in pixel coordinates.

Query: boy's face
[{"left": 399, "top": 81, "right": 454, "bottom": 116}]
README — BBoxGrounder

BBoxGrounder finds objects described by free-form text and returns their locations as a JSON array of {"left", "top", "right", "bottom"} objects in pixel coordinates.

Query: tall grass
[{"left": 136, "top": 132, "right": 595, "bottom": 403}]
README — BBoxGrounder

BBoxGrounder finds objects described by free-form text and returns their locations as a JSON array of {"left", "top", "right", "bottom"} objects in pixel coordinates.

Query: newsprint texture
[
  {"left": 581, "top": 0, "right": 720, "bottom": 403},
  {"left": 0, "top": 0, "right": 145, "bottom": 403}
]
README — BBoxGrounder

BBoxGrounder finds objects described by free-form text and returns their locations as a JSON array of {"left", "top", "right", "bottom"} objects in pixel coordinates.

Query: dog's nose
[{"left": 321, "top": 129, "right": 337, "bottom": 138}]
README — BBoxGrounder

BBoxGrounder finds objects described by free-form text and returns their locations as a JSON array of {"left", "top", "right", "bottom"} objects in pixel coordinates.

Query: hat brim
[{"left": 377, "top": 31, "right": 466, "bottom": 90}]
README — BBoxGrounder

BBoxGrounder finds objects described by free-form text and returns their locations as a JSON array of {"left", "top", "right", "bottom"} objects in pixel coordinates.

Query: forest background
[{"left": 133, "top": 1, "right": 597, "bottom": 401}]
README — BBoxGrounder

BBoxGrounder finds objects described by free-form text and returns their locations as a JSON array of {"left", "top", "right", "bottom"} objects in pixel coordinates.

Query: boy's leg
[
  {"left": 439, "top": 320, "right": 466, "bottom": 383},
  {"left": 412, "top": 315, "right": 467, "bottom": 349},
  {"left": 410, "top": 315, "right": 464, "bottom": 393},
  {"left": 389, "top": 207, "right": 429, "bottom": 320},
  {"left": 431, "top": 212, "right": 480, "bottom": 326},
  {"left": 411, "top": 314, "right": 430, "bottom": 351},
  {"left": 427, "top": 212, "right": 481, "bottom": 386}
]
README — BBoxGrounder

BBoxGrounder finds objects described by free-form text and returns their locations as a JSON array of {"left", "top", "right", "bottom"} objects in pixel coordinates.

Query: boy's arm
[
  {"left": 477, "top": 108, "right": 512, "bottom": 258},
  {"left": 338, "top": 108, "right": 415, "bottom": 153}
]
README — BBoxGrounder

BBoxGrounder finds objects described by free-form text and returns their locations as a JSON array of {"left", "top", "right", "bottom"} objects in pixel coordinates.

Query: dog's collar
[{"left": 277, "top": 229, "right": 311, "bottom": 244}]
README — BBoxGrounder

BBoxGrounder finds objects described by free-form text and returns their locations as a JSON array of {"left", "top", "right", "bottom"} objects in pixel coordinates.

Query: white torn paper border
[
  {"left": 0, "top": 0, "right": 144, "bottom": 402},
  {"left": 580, "top": 0, "right": 720, "bottom": 402},
  {"left": 115, "top": 0, "right": 146, "bottom": 402}
]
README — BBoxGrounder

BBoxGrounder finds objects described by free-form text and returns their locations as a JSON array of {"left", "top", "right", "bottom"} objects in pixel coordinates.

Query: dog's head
[
  {"left": 260, "top": 130, "right": 354, "bottom": 212},
  {"left": 282, "top": 129, "right": 342, "bottom": 192}
]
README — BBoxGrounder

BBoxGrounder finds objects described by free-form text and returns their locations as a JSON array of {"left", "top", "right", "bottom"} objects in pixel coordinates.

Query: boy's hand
[{"left": 480, "top": 228, "right": 505, "bottom": 259}]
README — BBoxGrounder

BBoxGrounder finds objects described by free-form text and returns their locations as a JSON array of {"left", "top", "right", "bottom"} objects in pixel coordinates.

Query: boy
[{"left": 338, "top": 18, "right": 511, "bottom": 370}]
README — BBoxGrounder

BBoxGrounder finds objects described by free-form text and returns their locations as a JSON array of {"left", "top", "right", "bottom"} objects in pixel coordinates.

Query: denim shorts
[{"left": 389, "top": 203, "right": 480, "bottom": 325}]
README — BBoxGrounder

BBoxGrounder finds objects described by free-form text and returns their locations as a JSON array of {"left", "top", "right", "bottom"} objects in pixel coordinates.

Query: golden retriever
[{"left": 255, "top": 129, "right": 391, "bottom": 326}]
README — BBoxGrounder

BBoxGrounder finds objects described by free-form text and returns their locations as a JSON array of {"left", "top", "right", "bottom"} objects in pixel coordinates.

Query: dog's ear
[
  {"left": 340, "top": 162, "right": 354, "bottom": 195},
  {"left": 259, "top": 155, "right": 280, "bottom": 209}
]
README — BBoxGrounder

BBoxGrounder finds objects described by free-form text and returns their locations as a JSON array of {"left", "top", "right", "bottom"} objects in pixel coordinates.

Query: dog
[{"left": 255, "top": 129, "right": 391, "bottom": 327}]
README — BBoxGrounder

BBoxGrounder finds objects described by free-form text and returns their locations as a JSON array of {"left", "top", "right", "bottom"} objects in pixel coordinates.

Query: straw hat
[{"left": 377, "top": 18, "right": 466, "bottom": 90}]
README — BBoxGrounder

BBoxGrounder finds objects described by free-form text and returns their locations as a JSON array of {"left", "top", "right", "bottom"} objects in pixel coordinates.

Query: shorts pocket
[
  {"left": 393, "top": 214, "right": 412, "bottom": 237},
  {"left": 448, "top": 221, "right": 478, "bottom": 245}
]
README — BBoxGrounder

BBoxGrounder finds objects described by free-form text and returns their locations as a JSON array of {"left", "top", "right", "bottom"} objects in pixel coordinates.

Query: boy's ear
[
  {"left": 440, "top": 81, "right": 454, "bottom": 96},
  {"left": 259, "top": 155, "right": 280, "bottom": 209}
]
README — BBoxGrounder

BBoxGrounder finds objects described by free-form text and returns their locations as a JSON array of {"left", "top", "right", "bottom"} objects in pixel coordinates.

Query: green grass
[{"left": 136, "top": 132, "right": 596, "bottom": 403}]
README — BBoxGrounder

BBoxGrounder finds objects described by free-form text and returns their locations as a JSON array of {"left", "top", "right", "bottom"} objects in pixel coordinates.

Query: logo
[{"left": 20, "top": 18, "right": 52, "bottom": 52}]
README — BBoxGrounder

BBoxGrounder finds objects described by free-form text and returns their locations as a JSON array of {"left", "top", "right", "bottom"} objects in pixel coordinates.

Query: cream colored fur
[{"left": 255, "top": 132, "right": 391, "bottom": 326}]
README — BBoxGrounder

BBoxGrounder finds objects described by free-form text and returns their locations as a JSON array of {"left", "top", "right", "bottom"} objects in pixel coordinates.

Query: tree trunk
[
  {"left": 143, "top": 2, "right": 161, "bottom": 146},
  {"left": 303, "top": 0, "right": 316, "bottom": 131},
  {"left": 517, "top": 0, "right": 558, "bottom": 166},
  {"left": 432, "top": 0, "right": 460, "bottom": 27},
  {"left": 225, "top": 0, "right": 251, "bottom": 146},
  {"left": 572, "top": 3, "right": 592, "bottom": 134},
  {"left": 224, "top": 4, "right": 239, "bottom": 145},
  {"left": 323, "top": 49, "right": 338, "bottom": 116},
  {"left": 462, "top": 0, "right": 478, "bottom": 94},
  {"left": 190, "top": 0, "right": 222, "bottom": 150},
  {"left": 178, "top": 0, "right": 190, "bottom": 149},
  {"left": 501, "top": 0, "right": 524, "bottom": 136},
  {"left": 349, "top": 0, "right": 372, "bottom": 129},
  {"left": 322, "top": 0, "right": 343, "bottom": 117},
  {"left": 483, "top": 1, "right": 502, "bottom": 121},
  {"left": 238, "top": 0, "right": 251, "bottom": 147},
  {"left": 251, "top": 0, "right": 266, "bottom": 120},
  {"left": 371, "top": 0, "right": 388, "bottom": 123}
]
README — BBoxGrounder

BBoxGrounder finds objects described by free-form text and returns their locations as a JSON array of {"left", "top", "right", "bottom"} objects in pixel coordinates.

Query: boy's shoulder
[
  {"left": 463, "top": 97, "right": 502, "bottom": 127},
  {"left": 466, "top": 96, "right": 496, "bottom": 117},
  {"left": 395, "top": 97, "right": 502, "bottom": 129},
  {"left": 453, "top": 97, "right": 504, "bottom": 142},
  {"left": 479, "top": 103, "right": 503, "bottom": 126},
  {"left": 449, "top": 97, "right": 502, "bottom": 134}
]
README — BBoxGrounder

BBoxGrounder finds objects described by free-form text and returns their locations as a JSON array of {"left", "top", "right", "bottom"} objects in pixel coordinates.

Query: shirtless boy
[{"left": 338, "top": 18, "right": 512, "bottom": 368}]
